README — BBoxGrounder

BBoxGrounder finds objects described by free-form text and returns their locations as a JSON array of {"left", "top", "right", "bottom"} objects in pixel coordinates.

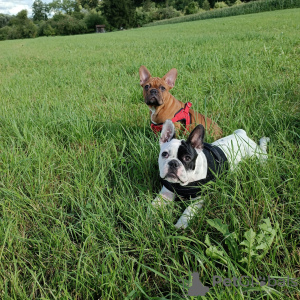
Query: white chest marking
[{"left": 149, "top": 107, "right": 157, "bottom": 124}]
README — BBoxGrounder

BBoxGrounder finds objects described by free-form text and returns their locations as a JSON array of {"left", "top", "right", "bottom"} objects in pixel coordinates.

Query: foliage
[
  {"left": 145, "top": 0, "right": 300, "bottom": 26},
  {"left": 174, "top": 0, "right": 192, "bottom": 11},
  {"left": 152, "top": 6, "right": 182, "bottom": 20},
  {"left": 83, "top": 10, "right": 108, "bottom": 32},
  {"left": 240, "top": 219, "right": 279, "bottom": 265},
  {"left": 233, "top": 0, "right": 243, "bottom": 5},
  {"left": 214, "top": 1, "right": 228, "bottom": 8},
  {"left": 135, "top": 7, "right": 152, "bottom": 26},
  {"left": 0, "top": 26, "right": 12, "bottom": 40},
  {"left": 0, "top": 10, "right": 37, "bottom": 40},
  {"left": 49, "top": 0, "right": 80, "bottom": 15},
  {"left": 36, "top": 12, "right": 89, "bottom": 36},
  {"left": 52, "top": 12, "right": 68, "bottom": 21},
  {"left": 205, "top": 218, "right": 279, "bottom": 267},
  {"left": 225, "top": 0, "right": 236, "bottom": 6},
  {"left": 172, "top": 0, "right": 204, "bottom": 11},
  {"left": 0, "top": 3, "right": 110, "bottom": 39},
  {"left": 197, "top": 0, "right": 205, "bottom": 8},
  {"left": 46, "top": 13, "right": 87, "bottom": 35},
  {"left": 102, "top": 0, "right": 135, "bottom": 29},
  {"left": 0, "top": 14, "right": 13, "bottom": 28},
  {"left": 32, "top": 0, "right": 49, "bottom": 21},
  {"left": 37, "top": 21, "right": 56, "bottom": 36},
  {"left": 80, "top": 0, "right": 100, "bottom": 9},
  {"left": 142, "top": 0, "right": 156, "bottom": 11},
  {"left": 184, "top": 1, "right": 200, "bottom": 14},
  {"left": 208, "top": 0, "right": 217, "bottom": 8},
  {"left": 71, "top": 11, "right": 85, "bottom": 20},
  {"left": 135, "top": 3, "right": 181, "bottom": 26},
  {"left": 206, "top": 219, "right": 239, "bottom": 261},
  {"left": 202, "top": 0, "right": 211, "bottom": 9}
]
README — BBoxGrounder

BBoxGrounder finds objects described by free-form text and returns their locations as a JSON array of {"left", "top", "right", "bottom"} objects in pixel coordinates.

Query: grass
[{"left": 0, "top": 8, "right": 299, "bottom": 299}]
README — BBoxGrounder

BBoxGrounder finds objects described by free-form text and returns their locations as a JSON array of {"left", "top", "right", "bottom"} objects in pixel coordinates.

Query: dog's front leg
[
  {"left": 152, "top": 186, "right": 175, "bottom": 208},
  {"left": 175, "top": 198, "right": 204, "bottom": 229}
]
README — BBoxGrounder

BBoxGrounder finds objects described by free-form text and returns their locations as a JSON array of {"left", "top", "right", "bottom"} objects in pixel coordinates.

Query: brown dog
[{"left": 139, "top": 65, "right": 222, "bottom": 139}]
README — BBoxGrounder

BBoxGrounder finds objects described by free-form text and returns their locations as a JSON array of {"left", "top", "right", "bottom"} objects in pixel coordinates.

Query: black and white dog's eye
[
  {"left": 161, "top": 151, "right": 169, "bottom": 158},
  {"left": 160, "top": 86, "right": 165, "bottom": 91},
  {"left": 184, "top": 155, "right": 191, "bottom": 162},
  {"left": 144, "top": 84, "right": 150, "bottom": 90}
]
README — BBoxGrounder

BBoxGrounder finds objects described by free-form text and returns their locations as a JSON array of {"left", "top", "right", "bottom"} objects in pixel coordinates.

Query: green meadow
[{"left": 0, "top": 8, "right": 299, "bottom": 299}]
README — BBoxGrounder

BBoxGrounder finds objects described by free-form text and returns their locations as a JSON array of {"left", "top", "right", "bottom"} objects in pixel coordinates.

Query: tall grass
[
  {"left": 0, "top": 8, "right": 299, "bottom": 299},
  {"left": 144, "top": 0, "right": 300, "bottom": 27}
]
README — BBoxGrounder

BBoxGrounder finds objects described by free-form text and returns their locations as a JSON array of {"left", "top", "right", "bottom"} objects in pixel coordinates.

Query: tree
[
  {"left": 214, "top": 1, "right": 228, "bottom": 8},
  {"left": 174, "top": 0, "right": 190, "bottom": 11},
  {"left": 49, "top": 0, "right": 80, "bottom": 15},
  {"left": 6, "top": 10, "right": 37, "bottom": 39},
  {"left": 32, "top": 0, "right": 49, "bottom": 21},
  {"left": 233, "top": 0, "right": 243, "bottom": 5},
  {"left": 83, "top": 10, "right": 107, "bottom": 31},
  {"left": 225, "top": 0, "right": 236, "bottom": 5},
  {"left": 102, "top": 0, "right": 135, "bottom": 29},
  {"left": 196, "top": 0, "right": 204, "bottom": 8},
  {"left": 202, "top": 0, "right": 210, "bottom": 9},
  {"left": 0, "top": 14, "right": 12, "bottom": 28},
  {"left": 184, "top": 1, "right": 199, "bottom": 14},
  {"left": 80, "top": 0, "right": 100, "bottom": 9},
  {"left": 207, "top": 0, "right": 216, "bottom": 8},
  {"left": 9, "top": 9, "right": 28, "bottom": 25}
]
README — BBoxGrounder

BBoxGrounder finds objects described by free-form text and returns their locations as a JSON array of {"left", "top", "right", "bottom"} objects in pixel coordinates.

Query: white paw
[
  {"left": 174, "top": 217, "right": 188, "bottom": 229},
  {"left": 174, "top": 200, "right": 204, "bottom": 229},
  {"left": 151, "top": 197, "right": 165, "bottom": 208}
]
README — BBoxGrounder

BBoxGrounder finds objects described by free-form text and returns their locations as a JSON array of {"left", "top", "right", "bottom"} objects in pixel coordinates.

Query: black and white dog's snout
[{"left": 168, "top": 159, "right": 180, "bottom": 169}]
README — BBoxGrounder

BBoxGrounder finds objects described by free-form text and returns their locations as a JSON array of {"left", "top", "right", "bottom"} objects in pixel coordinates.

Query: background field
[{"left": 0, "top": 8, "right": 299, "bottom": 299}]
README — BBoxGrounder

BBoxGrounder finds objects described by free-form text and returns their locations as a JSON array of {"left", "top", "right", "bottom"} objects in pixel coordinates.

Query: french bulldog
[
  {"left": 152, "top": 120, "right": 269, "bottom": 229},
  {"left": 139, "top": 66, "right": 222, "bottom": 139}
]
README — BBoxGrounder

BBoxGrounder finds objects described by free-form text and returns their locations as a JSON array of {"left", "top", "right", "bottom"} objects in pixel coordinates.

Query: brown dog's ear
[
  {"left": 162, "top": 68, "right": 177, "bottom": 89},
  {"left": 187, "top": 125, "right": 205, "bottom": 150},
  {"left": 160, "top": 120, "right": 175, "bottom": 145},
  {"left": 139, "top": 66, "right": 151, "bottom": 86}
]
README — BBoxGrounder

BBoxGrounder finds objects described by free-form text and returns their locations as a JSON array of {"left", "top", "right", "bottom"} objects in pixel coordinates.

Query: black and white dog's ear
[
  {"left": 187, "top": 124, "right": 205, "bottom": 150},
  {"left": 160, "top": 120, "right": 175, "bottom": 145}
]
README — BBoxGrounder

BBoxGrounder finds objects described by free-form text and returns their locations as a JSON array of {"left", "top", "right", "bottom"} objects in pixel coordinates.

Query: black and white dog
[{"left": 152, "top": 120, "right": 269, "bottom": 229}]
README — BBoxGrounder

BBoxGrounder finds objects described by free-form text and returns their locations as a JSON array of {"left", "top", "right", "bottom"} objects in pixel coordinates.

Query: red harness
[{"left": 150, "top": 102, "right": 192, "bottom": 134}]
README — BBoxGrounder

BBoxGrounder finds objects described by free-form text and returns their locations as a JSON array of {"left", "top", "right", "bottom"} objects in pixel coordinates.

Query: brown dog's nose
[
  {"left": 168, "top": 160, "right": 180, "bottom": 169},
  {"left": 150, "top": 89, "right": 158, "bottom": 95}
]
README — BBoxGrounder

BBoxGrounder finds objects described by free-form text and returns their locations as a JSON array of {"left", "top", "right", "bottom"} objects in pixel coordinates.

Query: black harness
[{"left": 161, "top": 143, "right": 228, "bottom": 198}]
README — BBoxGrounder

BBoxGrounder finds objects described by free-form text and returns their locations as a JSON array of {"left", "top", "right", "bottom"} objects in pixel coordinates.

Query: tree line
[{"left": 0, "top": 0, "right": 252, "bottom": 40}]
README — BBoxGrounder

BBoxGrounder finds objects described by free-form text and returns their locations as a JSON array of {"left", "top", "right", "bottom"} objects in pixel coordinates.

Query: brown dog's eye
[
  {"left": 160, "top": 86, "right": 166, "bottom": 91},
  {"left": 162, "top": 151, "right": 169, "bottom": 158},
  {"left": 144, "top": 85, "right": 150, "bottom": 90}
]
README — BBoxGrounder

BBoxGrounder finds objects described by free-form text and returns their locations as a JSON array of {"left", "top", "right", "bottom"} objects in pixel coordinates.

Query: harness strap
[
  {"left": 151, "top": 122, "right": 163, "bottom": 134},
  {"left": 171, "top": 102, "right": 192, "bottom": 131},
  {"left": 150, "top": 102, "right": 192, "bottom": 134}
]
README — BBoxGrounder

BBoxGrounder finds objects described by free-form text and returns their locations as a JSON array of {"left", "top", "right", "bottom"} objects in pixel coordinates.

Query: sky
[{"left": 0, "top": 0, "right": 52, "bottom": 17}]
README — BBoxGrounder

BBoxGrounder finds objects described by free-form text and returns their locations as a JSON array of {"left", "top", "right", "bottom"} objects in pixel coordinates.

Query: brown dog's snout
[
  {"left": 150, "top": 89, "right": 158, "bottom": 96},
  {"left": 168, "top": 160, "right": 180, "bottom": 169}
]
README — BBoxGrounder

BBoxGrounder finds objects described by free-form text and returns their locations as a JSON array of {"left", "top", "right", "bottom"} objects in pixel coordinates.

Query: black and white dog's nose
[{"left": 168, "top": 159, "right": 180, "bottom": 169}]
